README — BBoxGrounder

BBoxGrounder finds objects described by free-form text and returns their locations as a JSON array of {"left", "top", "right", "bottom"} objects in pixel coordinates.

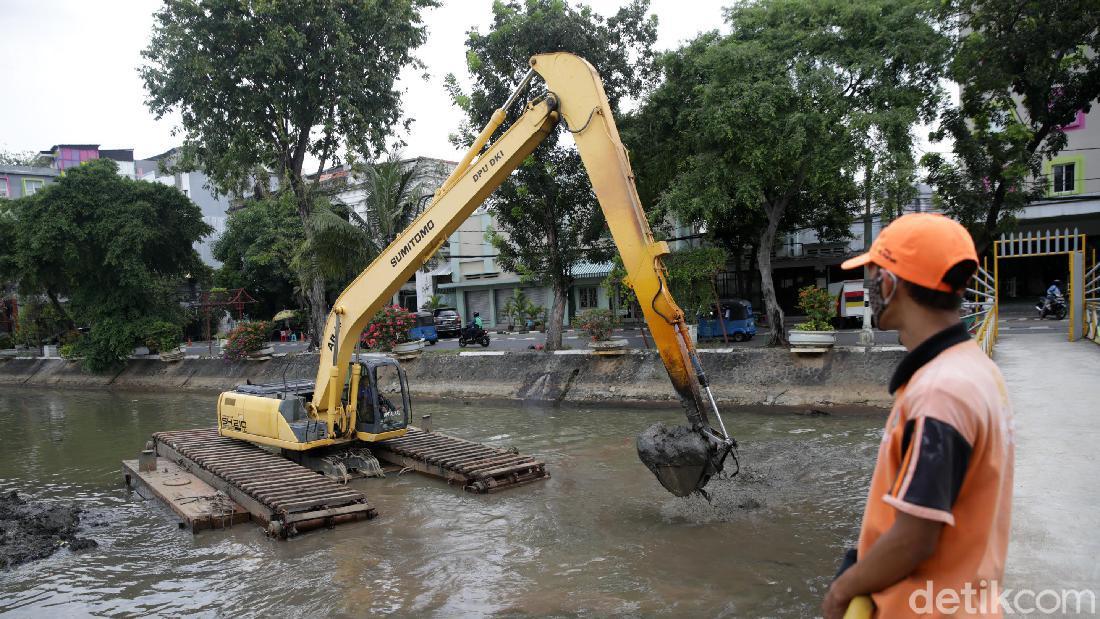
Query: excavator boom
[{"left": 223, "top": 52, "right": 734, "bottom": 497}]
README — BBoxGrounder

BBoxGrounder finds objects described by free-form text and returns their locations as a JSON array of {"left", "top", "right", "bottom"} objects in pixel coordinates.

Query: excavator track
[
  {"left": 373, "top": 427, "right": 549, "bottom": 493},
  {"left": 151, "top": 428, "right": 376, "bottom": 537}
]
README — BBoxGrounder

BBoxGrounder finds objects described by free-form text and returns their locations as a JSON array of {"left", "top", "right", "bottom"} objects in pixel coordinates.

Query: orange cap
[{"left": 841, "top": 213, "right": 978, "bottom": 292}]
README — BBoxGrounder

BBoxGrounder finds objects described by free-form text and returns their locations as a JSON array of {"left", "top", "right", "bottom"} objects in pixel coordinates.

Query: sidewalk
[{"left": 999, "top": 331, "right": 1100, "bottom": 593}]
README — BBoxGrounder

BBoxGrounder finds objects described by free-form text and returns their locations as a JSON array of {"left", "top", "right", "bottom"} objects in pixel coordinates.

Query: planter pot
[
  {"left": 589, "top": 337, "right": 629, "bottom": 356},
  {"left": 788, "top": 330, "right": 836, "bottom": 349},
  {"left": 132, "top": 346, "right": 150, "bottom": 356},
  {"left": 43, "top": 345, "right": 59, "bottom": 358},
  {"left": 392, "top": 339, "right": 425, "bottom": 360}
]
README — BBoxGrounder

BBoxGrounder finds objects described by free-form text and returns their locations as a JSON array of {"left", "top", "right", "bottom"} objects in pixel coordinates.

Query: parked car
[
  {"left": 697, "top": 298, "right": 756, "bottom": 342},
  {"left": 433, "top": 308, "right": 462, "bottom": 337},
  {"left": 409, "top": 311, "right": 439, "bottom": 344}
]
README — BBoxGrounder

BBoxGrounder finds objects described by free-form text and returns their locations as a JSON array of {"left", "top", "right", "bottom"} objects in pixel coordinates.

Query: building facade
[{"left": 0, "top": 165, "right": 59, "bottom": 200}]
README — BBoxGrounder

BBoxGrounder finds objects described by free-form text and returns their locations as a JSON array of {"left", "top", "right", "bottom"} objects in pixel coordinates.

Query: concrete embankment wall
[{"left": 0, "top": 348, "right": 904, "bottom": 408}]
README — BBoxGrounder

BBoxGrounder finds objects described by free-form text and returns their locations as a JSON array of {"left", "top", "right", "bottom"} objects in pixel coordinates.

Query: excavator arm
[{"left": 305, "top": 52, "right": 733, "bottom": 496}]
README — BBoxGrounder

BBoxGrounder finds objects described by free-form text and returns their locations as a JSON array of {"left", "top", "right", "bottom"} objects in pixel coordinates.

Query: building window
[
  {"left": 1045, "top": 155, "right": 1084, "bottom": 196},
  {"left": 1053, "top": 162, "right": 1075, "bottom": 193},
  {"left": 0, "top": 177, "right": 9, "bottom": 198},
  {"left": 578, "top": 286, "right": 598, "bottom": 309},
  {"left": 23, "top": 179, "right": 45, "bottom": 196}
]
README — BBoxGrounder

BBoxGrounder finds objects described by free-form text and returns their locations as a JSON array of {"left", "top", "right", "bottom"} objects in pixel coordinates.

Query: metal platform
[
  {"left": 373, "top": 427, "right": 550, "bottom": 493},
  {"left": 151, "top": 428, "right": 376, "bottom": 538}
]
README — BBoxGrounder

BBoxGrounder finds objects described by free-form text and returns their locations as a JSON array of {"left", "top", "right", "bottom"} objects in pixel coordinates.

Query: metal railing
[
  {"left": 964, "top": 262, "right": 998, "bottom": 357},
  {"left": 1085, "top": 251, "right": 1099, "bottom": 345}
]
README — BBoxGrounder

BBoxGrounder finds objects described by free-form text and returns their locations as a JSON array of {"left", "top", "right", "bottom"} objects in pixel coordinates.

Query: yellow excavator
[{"left": 216, "top": 52, "right": 736, "bottom": 498}]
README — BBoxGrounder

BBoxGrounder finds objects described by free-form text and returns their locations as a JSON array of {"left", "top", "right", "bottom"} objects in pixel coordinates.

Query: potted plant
[
  {"left": 363, "top": 305, "right": 422, "bottom": 359},
  {"left": 224, "top": 320, "right": 273, "bottom": 360},
  {"left": 789, "top": 285, "right": 837, "bottom": 348},
  {"left": 578, "top": 308, "right": 627, "bottom": 355}
]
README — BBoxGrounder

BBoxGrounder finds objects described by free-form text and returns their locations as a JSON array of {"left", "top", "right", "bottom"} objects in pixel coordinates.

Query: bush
[
  {"left": 577, "top": 308, "right": 615, "bottom": 342},
  {"left": 223, "top": 320, "right": 271, "bottom": 360},
  {"left": 142, "top": 320, "right": 181, "bottom": 354},
  {"left": 0, "top": 332, "right": 12, "bottom": 349},
  {"left": 81, "top": 317, "right": 140, "bottom": 372},
  {"left": 792, "top": 285, "right": 835, "bottom": 331},
  {"left": 361, "top": 305, "right": 416, "bottom": 352},
  {"left": 59, "top": 343, "right": 79, "bottom": 359}
]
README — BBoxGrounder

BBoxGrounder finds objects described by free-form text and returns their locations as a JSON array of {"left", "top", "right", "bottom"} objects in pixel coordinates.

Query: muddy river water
[{"left": 0, "top": 388, "right": 885, "bottom": 617}]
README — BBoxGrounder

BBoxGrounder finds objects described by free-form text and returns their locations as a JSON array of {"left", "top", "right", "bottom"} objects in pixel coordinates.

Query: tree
[
  {"left": 141, "top": 0, "right": 436, "bottom": 348},
  {"left": 212, "top": 193, "right": 302, "bottom": 320},
  {"left": 626, "top": 0, "right": 946, "bottom": 345},
  {"left": 345, "top": 155, "right": 428, "bottom": 260},
  {"left": 0, "top": 150, "right": 50, "bottom": 167},
  {"left": 922, "top": 0, "right": 1100, "bottom": 252},
  {"left": 445, "top": 0, "right": 658, "bottom": 350},
  {"left": 4, "top": 159, "right": 210, "bottom": 369}
]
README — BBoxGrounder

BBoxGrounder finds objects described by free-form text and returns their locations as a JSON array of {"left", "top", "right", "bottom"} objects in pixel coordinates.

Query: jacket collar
[{"left": 889, "top": 322, "right": 971, "bottom": 394}]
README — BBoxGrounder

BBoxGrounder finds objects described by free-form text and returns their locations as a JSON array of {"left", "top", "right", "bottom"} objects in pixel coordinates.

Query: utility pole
[{"left": 860, "top": 159, "right": 875, "bottom": 346}]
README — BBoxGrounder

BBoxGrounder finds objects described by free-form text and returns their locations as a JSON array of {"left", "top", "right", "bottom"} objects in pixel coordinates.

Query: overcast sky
[{"left": 0, "top": 0, "right": 730, "bottom": 163}]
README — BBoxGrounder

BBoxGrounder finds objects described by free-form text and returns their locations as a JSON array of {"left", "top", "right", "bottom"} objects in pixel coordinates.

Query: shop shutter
[{"left": 465, "top": 290, "right": 491, "bottom": 323}]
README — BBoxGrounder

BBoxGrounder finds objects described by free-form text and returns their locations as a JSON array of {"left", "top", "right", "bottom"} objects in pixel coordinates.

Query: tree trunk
[
  {"left": 757, "top": 205, "right": 786, "bottom": 346},
  {"left": 544, "top": 280, "right": 568, "bottom": 351},
  {"left": 45, "top": 289, "right": 76, "bottom": 333},
  {"left": 291, "top": 179, "right": 328, "bottom": 351}
]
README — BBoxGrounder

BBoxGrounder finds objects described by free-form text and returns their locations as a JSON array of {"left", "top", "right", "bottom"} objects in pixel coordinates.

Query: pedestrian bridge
[
  {"left": 974, "top": 230, "right": 1100, "bottom": 597},
  {"left": 967, "top": 228, "right": 1100, "bottom": 355}
]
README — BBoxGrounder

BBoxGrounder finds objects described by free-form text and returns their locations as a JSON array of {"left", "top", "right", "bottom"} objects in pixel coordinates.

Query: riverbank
[{"left": 0, "top": 347, "right": 904, "bottom": 408}]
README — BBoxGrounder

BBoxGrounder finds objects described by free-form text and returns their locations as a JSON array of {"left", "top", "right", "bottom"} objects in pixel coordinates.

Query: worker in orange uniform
[{"left": 823, "top": 214, "right": 1014, "bottom": 618}]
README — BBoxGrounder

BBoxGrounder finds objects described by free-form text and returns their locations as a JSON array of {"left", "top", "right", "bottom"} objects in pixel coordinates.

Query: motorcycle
[
  {"left": 1036, "top": 295, "right": 1067, "bottom": 320},
  {"left": 458, "top": 324, "right": 491, "bottom": 347}
]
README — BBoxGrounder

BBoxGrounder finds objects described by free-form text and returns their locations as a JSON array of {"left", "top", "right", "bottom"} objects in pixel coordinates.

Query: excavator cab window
[{"left": 355, "top": 360, "right": 410, "bottom": 435}]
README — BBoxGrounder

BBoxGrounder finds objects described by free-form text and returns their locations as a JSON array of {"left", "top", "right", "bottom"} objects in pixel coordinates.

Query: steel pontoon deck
[
  {"left": 151, "top": 428, "right": 376, "bottom": 537},
  {"left": 373, "top": 427, "right": 549, "bottom": 493}
]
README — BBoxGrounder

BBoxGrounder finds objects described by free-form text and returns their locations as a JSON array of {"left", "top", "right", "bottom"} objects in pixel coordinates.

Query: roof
[
  {"left": 570, "top": 261, "right": 613, "bottom": 279},
  {"left": 99, "top": 149, "right": 135, "bottom": 162},
  {"left": 0, "top": 165, "right": 60, "bottom": 177},
  {"left": 40, "top": 144, "right": 99, "bottom": 154},
  {"left": 143, "top": 147, "right": 179, "bottom": 161}
]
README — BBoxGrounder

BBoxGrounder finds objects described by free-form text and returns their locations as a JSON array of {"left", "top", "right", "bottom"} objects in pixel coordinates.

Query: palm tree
[{"left": 350, "top": 154, "right": 427, "bottom": 258}]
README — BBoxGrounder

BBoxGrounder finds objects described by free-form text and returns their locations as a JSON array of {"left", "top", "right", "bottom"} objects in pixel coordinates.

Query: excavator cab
[{"left": 353, "top": 357, "right": 411, "bottom": 440}]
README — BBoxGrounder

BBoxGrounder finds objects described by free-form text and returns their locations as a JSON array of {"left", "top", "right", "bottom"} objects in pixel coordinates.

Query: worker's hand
[{"left": 822, "top": 580, "right": 853, "bottom": 619}]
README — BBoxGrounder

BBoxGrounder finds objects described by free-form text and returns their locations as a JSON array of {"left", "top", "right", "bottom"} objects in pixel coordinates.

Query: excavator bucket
[{"left": 636, "top": 422, "right": 726, "bottom": 497}]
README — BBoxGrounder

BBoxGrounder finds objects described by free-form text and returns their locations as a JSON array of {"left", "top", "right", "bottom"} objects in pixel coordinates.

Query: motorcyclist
[
  {"left": 1041, "top": 279, "right": 1064, "bottom": 314},
  {"left": 465, "top": 312, "right": 484, "bottom": 339}
]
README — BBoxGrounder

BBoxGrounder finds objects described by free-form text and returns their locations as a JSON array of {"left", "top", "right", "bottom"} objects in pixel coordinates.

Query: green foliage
[
  {"left": 447, "top": 0, "right": 658, "bottom": 350},
  {"left": 0, "top": 150, "right": 51, "bottom": 167},
  {"left": 362, "top": 305, "right": 416, "bottom": 351},
  {"left": 576, "top": 308, "right": 616, "bottom": 342},
  {"left": 142, "top": 0, "right": 436, "bottom": 346},
  {"left": 142, "top": 320, "right": 181, "bottom": 354},
  {"left": 3, "top": 159, "right": 207, "bottom": 370},
  {"left": 420, "top": 294, "right": 445, "bottom": 311},
  {"left": 502, "top": 290, "right": 543, "bottom": 327},
  {"left": 663, "top": 247, "right": 726, "bottom": 321},
  {"left": 625, "top": 0, "right": 945, "bottom": 345},
  {"left": 213, "top": 193, "right": 302, "bottom": 319},
  {"left": 921, "top": 0, "right": 1100, "bottom": 251},
  {"left": 792, "top": 285, "right": 836, "bottom": 331},
  {"left": 223, "top": 321, "right": 271, "bottom": 360},
  {"left": 11, "top": 300, "right": 69, "bottom": 347},
  {"left": 59, "top": 343, "right": 79, "bottom": 359},
  {"left": 0, "top": 332, "right": 13, "bottom": 350}
]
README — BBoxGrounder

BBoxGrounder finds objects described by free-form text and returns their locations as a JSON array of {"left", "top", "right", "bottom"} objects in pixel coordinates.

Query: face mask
[{"left": 869, "top": 269, "right": 897, "bottom": 328}]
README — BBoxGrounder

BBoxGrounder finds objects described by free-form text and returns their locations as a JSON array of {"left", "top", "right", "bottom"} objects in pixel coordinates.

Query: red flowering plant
[
  {"left": 223, "top": 320, "right": 271, "bottom": 360},
  {"left": 361, "top": 305, "right": 416, "bottom": 352}
]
